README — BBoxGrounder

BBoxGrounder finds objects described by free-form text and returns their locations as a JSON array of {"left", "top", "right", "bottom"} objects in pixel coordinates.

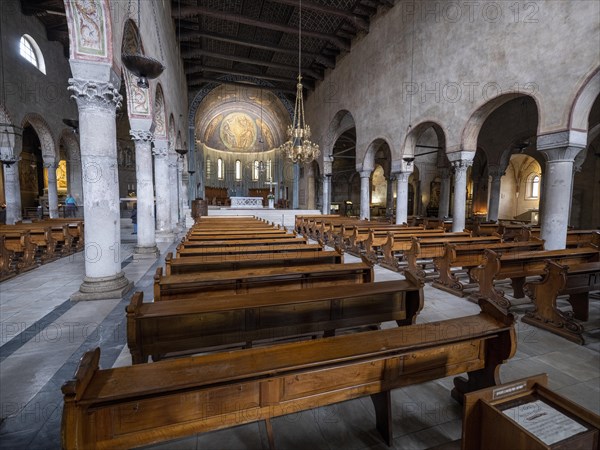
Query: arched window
[
  {"left": 253, "top": 160, "right": 259, "bottom": 181},
  {"left": 217, "top": 158, "right": 224, "bottom": 180},
  {"left": 205, "top": 158, "right": 211, "bottom": 179},
  {"left": 527, "top": 173, "right": 540, "bottom": 199},
  {"left": 235, "top": 160, "right": 242, "bottom": 181},
  {"left": 19, "top": 35, "right": 46, "bottom": 74}
]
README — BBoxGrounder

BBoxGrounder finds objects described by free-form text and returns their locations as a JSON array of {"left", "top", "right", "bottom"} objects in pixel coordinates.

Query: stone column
[
  {"left": 3, "top": 162, "right": 22, "bottom": 224},
  {"left": 44, "top": 161, "right": 59, "bottom": 218},
  {"left": 181, "top": 170, "right": 190, "bottom": 223},
  {"left": 448, "top": 151, "right": 475, "bottom": 232},
  {"left": 307, "top": 165, "right": 316, "bottom": 209},
  {"left": 68, "top": 76, "right": 132, "bottom": 300},
  {"left": 538, "top": 131, "right": 586, "bottom": 250},
  {"left": 153, "top": 140, "right": 173, "bottom": 242},
  {"left": 168, "top": 152, "right": 179, "bottom": 230},
  {"left": 487, "top": 166, "right": 504, "bottom": 222},
  {"left": 438, "top": 167, "right": 451, "bottom": 219},
  {"left": 130, "top": 129, "right": 159, "bottom": 260},
  {"left": 359, "top": 170, "right": 371, "bottom": 220},
  {"left": 395, "top": 172, "right": 411, "bottom": 224},
  {"left": 386, "top": 176, "right": 395, "bottom": 216},
  {"left": 321, "top": 158, "right": 332, "bottom": 214},
  {"left": 68, "top": 156, "right": 84, "bottom": 209},
  {"left": 292, "top": 163, "right": 300, "bottom": 209}
]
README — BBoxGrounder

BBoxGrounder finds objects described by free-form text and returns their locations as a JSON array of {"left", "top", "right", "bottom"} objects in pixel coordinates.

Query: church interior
[{"left": 0, "top": 0, "right": 599, "bottom": 448}]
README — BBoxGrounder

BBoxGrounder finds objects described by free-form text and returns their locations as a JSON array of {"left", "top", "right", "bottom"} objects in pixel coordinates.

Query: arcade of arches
[{"left": 0, "top": 0, "right": 599, "bottom": 448}]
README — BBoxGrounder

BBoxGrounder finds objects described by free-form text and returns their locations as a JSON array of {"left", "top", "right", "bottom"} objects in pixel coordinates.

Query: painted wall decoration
[
  {"left": 220, "top": 113, "right": 257, "bottom": 151},
  {"left": 153, "top": 86, "right": 167, "bottom": 138},
  {"left": 64, "top": 0, "right": 111, "bottom": 62}
]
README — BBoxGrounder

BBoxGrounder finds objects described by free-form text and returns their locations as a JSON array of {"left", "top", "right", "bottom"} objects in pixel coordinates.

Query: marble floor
[{"left": 0, "top": 225, "right": 598, "bottom": 449}]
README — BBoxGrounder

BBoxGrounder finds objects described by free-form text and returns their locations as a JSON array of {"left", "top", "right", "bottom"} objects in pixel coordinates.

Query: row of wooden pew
[
  {"left": 61, "top": 215, "right": 518, "bottom": 449},
  {"left": 0, "top": 218, "right": 84, "bottom": 281},
  {"left": 294, "top": 215, "right": 600, "bottom": 345}
]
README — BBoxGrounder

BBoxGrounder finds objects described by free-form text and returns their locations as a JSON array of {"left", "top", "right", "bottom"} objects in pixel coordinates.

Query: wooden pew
[
  {"left": 364, "top": 227, "right": 445, "bottom": 262},
  {"left": 165, "top": 249, "right": 343, "bottom": 275},
  {"left": 0, "top": 235, "right": 16, "bottom": 281},
  {"left": 295, "top": 214, "right": 340, "bottom": 234},
  {"left": 127, "top": 277, "right": 424, "bottom": 363},
  {"left": 154, "top": 262, "right": 374, "bottom": 301},
  {"left": 185, "top": 230, "right": 292, "bottom": 241},
  {"left": 471, "top": 221, "right": 499, "bottom": 237},
  {"left": 404, "top": 235, "right": 503, "bottom": 279},
  {"left": 0, "top": 224, "right": 57, "bottom": 262},
  {"left": 432, "top": 239, "right": 545, "bottom": 296},
  {"left": 522, "top": 260, "right": 600, "bottom": 344},
  {"left": 176, "top": 242, "right": 323, "bottom": 258},
  {"left": 0, "top": 230, "right": 38, "bottom": 272},
  {"left": 379, "top": 231, "right": 472, "bottom": 272},
  {"left": 471, "top": 247, "right": 600, "bottom": 309},
  {"left": 179, "top": 236, "right": 307, "bottom": 249},
  {"left": 343, "top": 224, "right": 426, "bottom": 256},
  {"left": 31, "top": 218, "right": 85, "bottom": 252},
  {"left": 61, "top": 298, "right": 515, "bottom": 450}
]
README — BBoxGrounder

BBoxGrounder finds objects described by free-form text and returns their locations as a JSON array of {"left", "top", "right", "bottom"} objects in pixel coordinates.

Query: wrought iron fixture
[
  {"left": 175, "top": 148, "right": 188, "bottom": 159},
  {"left": 121, "top": 0, "right": 164, "bottom": 89},
  {"left": 0, "top": 124, "right": 19, "bottom": 167},
  {"left": 279, "top": 0, "right": 319, "bottom": 164}
]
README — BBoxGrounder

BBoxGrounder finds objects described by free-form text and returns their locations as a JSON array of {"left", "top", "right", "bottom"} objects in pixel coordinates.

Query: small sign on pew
[{"left": 462, "top": 374, "right": 600, "bottom": 450}]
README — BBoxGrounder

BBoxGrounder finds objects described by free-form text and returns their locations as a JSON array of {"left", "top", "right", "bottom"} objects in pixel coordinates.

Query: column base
[
  {"left": 133, "top": 245, "right": 160, "bottom": 260},
  {"left": 155, "top": 230, "right": 176, "bottom": 243},
  {"left": 70, "top": 271, "right": 133, "bottom": 301}
]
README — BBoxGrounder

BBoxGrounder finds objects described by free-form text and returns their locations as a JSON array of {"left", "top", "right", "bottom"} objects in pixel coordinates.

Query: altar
[{"left": 229, "top": 197, "right": 264, "bottom": 208}]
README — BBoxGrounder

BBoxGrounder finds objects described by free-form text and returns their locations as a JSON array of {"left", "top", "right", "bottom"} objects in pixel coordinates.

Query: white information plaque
[{"left": 503, "top": 400, "right": 588, "bottom": 445}]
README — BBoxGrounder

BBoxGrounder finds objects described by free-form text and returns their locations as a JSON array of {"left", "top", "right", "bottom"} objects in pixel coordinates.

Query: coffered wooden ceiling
[{"left": 21, "top": 0, "right": 394, "bottom": 100}]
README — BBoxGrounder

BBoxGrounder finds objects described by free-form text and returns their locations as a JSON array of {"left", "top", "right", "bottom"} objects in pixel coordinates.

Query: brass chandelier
[{"left": 279, "top": 0, "right": 319, "bottom": 164}]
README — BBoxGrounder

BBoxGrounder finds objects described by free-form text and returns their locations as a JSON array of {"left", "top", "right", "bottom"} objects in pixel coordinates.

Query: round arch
[
  {"left": 20, "top": 113, "right": 56, "bottom": 161},
  {"left": 570, "top": 67, "right": 600, "bottom": 132},
  {"left": 401, "top": 121, "right": 447, "bottom": 158}
]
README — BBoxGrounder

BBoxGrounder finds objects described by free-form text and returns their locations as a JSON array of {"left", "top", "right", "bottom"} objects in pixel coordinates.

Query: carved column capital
[
  {"left": 487, "top": 165, "right": 505, "bottom": 181},
  {"left": 152, "top": 140, "right": 169, "bottom": 158},
  {"left": 68, "top": 78, "right": 122, "bottom": 112},
  {"left": 43, "top": 161, "right": 59, "bottom": 169},
  {"left": 359, "top": 170, "right": 371, "bottom": 179},
  {"left": 130, "top": 130, "right": 154, "bottom": 142},
  {"left": 394, "top": 171, "right": 411, "bottom": 183}
]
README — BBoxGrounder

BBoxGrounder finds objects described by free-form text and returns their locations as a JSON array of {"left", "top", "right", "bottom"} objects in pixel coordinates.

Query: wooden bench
[
  {"left": 432, "top": 239, "right": 545, "bottom": 297},
  {"left": 30, "top": 218, "right": 85, "bottom": 252},
  {"left": 522, "top": 260, "right": 600, "bottom": 344},
  {"left": 0, "top": 224, "right": 57, "bottom": 262},
  {"left": 342, "top": 225, "right": 426, "bottom": 255},
  {"left": 176, "top": 242, "right": 323, "bottom": 258},
  {"left": 0, "top": 235, "right": 16, "bottom": 281},
  {"left": 165, "top": 249, "right": 343, "bottom": 275},
  {"left": 364, "top": 227, "right": 445, "bottom": 262},
  {"left": 471, "top": 247, "right": 600, "bottom": 309},
  {"left": 154, "top": 262, "right": 374, "bottom": 301},
  {"left": 179, "top": 236, "right": 307, "bottom": 249},
  {"left": 127, "top": 276, "right": 424, "bottom": 363},
  {"left": 404, "top": 235, "right": 503, "bottom": 279},
  {"left": 295, "top": 214, "right": 340, "bottom": 234},
  {"left": 61, "top": 298, "right": 515, "bottom": 450},
  {"left": 471, "top": 221, "right": 499, "bottom": 237},
  {"left": 185, "top": 230, "right": 292, "bottom": 241},
  {"left": 379, "top": 231, "right": 471, "bottom": 271},
  {"left": 0, "top": 230, "right": 38, "bottom": 272}
]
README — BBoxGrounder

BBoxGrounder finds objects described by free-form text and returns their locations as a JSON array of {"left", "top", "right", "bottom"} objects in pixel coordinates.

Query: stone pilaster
[
  {"left": 359, "top": 170, "right": 371, "bottom": 220},
  {"left": 438, "top": 167, "right": 451, "bottom": 219},
  {"left": 68, "top": 77, "right": 132, "bottom": 300},
  {"left": 130, "top": 129, "right": 159, "bottom": 260},
  {"left": 44, "top": 161, "right": 59, "bottom": 218},
  {"left": 448, "top": 151, "right": 475, "bottom": 232},
  {"left": 487, "top": 165, "right": 505, "bottom": 222},
  {"left": 153, "top": 140, "right": 174, "bottom": 242},
  {"left": 538, "top": 131, "right": 586, "bottom": 250}
]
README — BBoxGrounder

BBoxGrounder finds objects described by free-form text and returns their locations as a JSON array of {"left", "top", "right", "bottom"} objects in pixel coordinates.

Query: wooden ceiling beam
[
  {"left": 182, "top": 49, "right": 323, "bottom": 80},
  {"left": 173, "top": 5, "right": 351, "bottom": 51},
  {"left": 187, "top": 76, "right": 297, "bottom": 95},
  {"left": 266, "top": 0, "right": 369, "bottom": 32}
]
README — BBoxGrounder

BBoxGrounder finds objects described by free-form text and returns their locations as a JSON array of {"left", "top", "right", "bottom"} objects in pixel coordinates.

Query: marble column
[
  {"left": 44, "top": 161, "right": 59, "bottom": 218},
  {"left": 359, "top": 170, "right": 371, "bottom": 220},
  {"left": 3, "top": 162, "right": 22, "bottom": 224},
  {"left": 538, "top": 132, "right": 586, "bottom": 250},
  {"left": 321, "top": 158, "right": 332, "bottom": 214},
  {"left": 487, "top": 166, "right": 504, "bottom": 222},
  {"left": 168, "top": 152, "right": 179, "bottom": 230},
  {"left": 307, "top": 165, "right": 316, "bottom": 209},
  {"left": 153, "top": 140, "right": 173, "bottom": 242},
  {"left": 386, "top": 176, "right": 395, "bottom": 217},
  {"left": 68, "top": 76, "right": 132, "bottom": 300},
  {"left": 438, "top": 167, "right": 451, "bottom": 219},
  {"left": 448, "top": 152, "right": 475, "bottom": 232},
  {"left": 68, "top": 156, "right": 84, "bottom": 208},
  {"left": 130, "top": 129, "right": 159, "bottom": 260},
  {"left": 181, "top": 170, "right": 190, "bottom": 224},
  {"left": 395, "top": 171, "right": 411, "bottom": 224}
]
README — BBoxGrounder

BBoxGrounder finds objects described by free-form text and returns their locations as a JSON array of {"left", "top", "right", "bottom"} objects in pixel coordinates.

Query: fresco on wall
[{"left": 220, "top": 113, "right": 257, "bottom": 151}]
